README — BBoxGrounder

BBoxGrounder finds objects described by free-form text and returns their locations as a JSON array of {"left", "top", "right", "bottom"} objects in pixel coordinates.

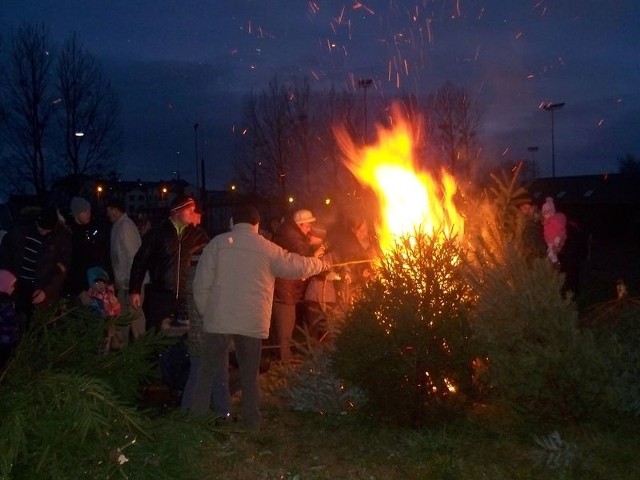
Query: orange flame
[{"left": 334, "top": 104, "right": 464, "bottom": 253}]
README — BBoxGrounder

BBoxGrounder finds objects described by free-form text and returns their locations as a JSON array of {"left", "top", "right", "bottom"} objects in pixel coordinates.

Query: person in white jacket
[
  {"left": 106, "top": 198, "right": 146, "bottom": 341},
  {"left": 187, "top": 204, "right": 329, "bottom": 430}
]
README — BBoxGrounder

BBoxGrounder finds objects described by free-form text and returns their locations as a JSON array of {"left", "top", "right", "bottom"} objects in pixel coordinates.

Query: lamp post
[
  {"left": 199, "top": 126, "right": 206, "bottom": 215},
  {"left": 175, "top": 149, "right": 181, "bottom": 180},
  {"left": 193, "top": 123, "right": 199, "bottom": 193},
  {"left": 542, "top": 102, "right": 565, "bottom": 177},
  {"left": 527, "top": 146, "right": 539, "bottom": 178},
  {"left": 358, "top": 78, "right": 373, "bottom": 144}
]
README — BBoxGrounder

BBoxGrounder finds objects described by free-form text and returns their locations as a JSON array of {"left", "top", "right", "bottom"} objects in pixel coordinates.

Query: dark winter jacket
[
  {"left": 272, "top": 219, "right": 314, "bottom": 304},
  {"left": 129, "top": 218, "right": 209, "bottom": 302},
  {"left": 0, "top": 223, "right": 72, "bottom": 305},
  {"left": 65, "top": 218, "right": 111, "bottom": 296}
]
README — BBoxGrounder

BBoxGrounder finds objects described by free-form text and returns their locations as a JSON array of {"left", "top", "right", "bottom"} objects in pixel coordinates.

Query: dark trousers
[
  {"left": 190, "top": 333, "right": 263, "bottom": 430},
  {"left": 142, "top": 287, "right": 179, "bottom": 331}
]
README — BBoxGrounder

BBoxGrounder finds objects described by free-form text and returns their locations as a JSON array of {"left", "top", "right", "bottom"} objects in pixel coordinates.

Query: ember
[{"left": 334, "top": 103, "right": 464, "bottom": 253}]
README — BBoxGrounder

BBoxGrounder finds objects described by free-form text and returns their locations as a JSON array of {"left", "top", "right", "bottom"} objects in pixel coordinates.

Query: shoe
[
  {"left": 215, "top": 412, "right": 236, "bottom": 425},
  {"left": 169, "top": 313, "right": 190, "bottom": 328},
  {"left": 170, "top": 318, "right": 190, "bottom": 328}
]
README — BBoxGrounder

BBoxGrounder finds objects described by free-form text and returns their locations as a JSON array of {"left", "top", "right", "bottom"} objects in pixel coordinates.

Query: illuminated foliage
[{"left": 332, "top": 229, "right": 477, "bottom": 428}]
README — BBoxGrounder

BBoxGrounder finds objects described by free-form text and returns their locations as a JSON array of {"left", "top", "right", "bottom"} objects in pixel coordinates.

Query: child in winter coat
[
  {"left": 80, "top": 266, "right": 121, "bottom": 318},
  {"left": 541, "top": 197, "right": 567, "bottom": 266},
  {"left": 79, "top": 266, "right": 123, "bottom": 351},
  {"left": 0, "top": 269, "right": 19, "bottom": 369}
]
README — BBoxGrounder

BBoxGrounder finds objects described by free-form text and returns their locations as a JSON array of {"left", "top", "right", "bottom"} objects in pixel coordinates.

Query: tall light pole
[
  {"left": 199, "top": 125, "right": 206, "bottom": 202},
  {"left": 527, "top": 146, "right": 539, "bottom": 178},
  {"left": 175, "top": 148, "right": 181, "bottom": 180},
  {"left": 542, "top": 102, "right": 565, "bottom": 177},
  {"left": 358, "top": 78, "right": 373, "bottom": 144},
  {"left": 193, "top": 123, "right": 199, "bottom": 193}
]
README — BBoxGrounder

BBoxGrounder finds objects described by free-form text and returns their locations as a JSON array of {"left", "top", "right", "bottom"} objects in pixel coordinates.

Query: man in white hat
[{"left": 271, "top": 209, "right": 325, "bottom": 362}]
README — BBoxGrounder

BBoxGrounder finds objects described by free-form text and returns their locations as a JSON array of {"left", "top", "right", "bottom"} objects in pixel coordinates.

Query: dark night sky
[{"left": 2, "top": 0, "right": 639, "bottom": 190}]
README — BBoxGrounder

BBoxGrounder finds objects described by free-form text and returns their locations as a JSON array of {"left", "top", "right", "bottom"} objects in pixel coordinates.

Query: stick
[{"left": 330, "top": 259, "right": 375, "bottom": 268}]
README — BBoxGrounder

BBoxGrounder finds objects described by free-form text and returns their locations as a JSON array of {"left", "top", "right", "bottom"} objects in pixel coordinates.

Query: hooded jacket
[{"left": 193, "top": 223, "right": 327, "bottom": 339}]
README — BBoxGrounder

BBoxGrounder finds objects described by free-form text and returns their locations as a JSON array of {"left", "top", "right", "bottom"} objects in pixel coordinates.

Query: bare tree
[
  {"left": 4, "top": 23, "right": 54, "bottom": 202},
  {"left": 289, "top": 77, "right": 313, "bottom": 195},
  {"left": 423, "top": 81, "right": 483, "bottom": 178},
  {"left": 2, "top": 25, "right": 121, "bottom": 201},
  {"left": 233, "top": 94, "right": 269, "bottom": 198},
  {"left": 236, "top": 78, "right": 363, "bottom": 203},
  {"left": 55, "top": 33, "right": 121, "bottom": 178},
  {"left": 315, "top": 85, "right": 360, "bottom": 193},
  {"left": 240, "top": 77, "right": 295, "bottom": 198}
]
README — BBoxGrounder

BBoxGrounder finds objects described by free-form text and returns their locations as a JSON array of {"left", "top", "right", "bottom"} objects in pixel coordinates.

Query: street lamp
[
  {"left": 527, "top": 146, "right": 539, "bottom": 178},
  {"left": 358, "top": 78, "right": 373, "bottom": 144},
  {"left": 542, "top": 102, "right": 565, "bottom": 177},
  {"left": 193, "top": 123, "right": 199, "bottom": 192}
]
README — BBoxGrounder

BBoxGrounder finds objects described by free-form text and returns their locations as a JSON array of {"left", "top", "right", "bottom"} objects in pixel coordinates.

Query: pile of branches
[{"left": 0, "top": 303, "right": 222, "bottom": 479}]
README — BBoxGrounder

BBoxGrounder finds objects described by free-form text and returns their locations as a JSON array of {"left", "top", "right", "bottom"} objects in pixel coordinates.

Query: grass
[
  {"left": 192, "top": 364, "right": 640, "bottom": 480},
  {"left": 191, "top": 245, "right": 640, "bottom": 480}
]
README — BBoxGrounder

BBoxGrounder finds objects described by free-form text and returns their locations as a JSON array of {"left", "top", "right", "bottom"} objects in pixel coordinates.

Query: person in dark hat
[
  {"left": 65, "top": 196, "right": 111, "bottom": 297},
  {"left": 0, "top": 206, "right": 71, "bottom": 322},
  {"left": 129, "top": 195, "right": 209, "bottom": 332}
]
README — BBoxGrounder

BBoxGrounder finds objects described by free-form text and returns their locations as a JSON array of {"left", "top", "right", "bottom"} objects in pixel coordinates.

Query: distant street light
[
  {"left": 542, "top": 102, "right": 565, "bottom": 177},
  {"left": 358, "top": 78, "right": 373, "bottom": 144}
]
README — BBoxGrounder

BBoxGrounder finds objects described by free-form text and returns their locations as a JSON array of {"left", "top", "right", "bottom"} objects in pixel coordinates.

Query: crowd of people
[
  {"left": 0, "top": 190, "right": 584, "bottom": 430},
  {"left": 0, "top": 194, "right": 382, "bottom": 430}
]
